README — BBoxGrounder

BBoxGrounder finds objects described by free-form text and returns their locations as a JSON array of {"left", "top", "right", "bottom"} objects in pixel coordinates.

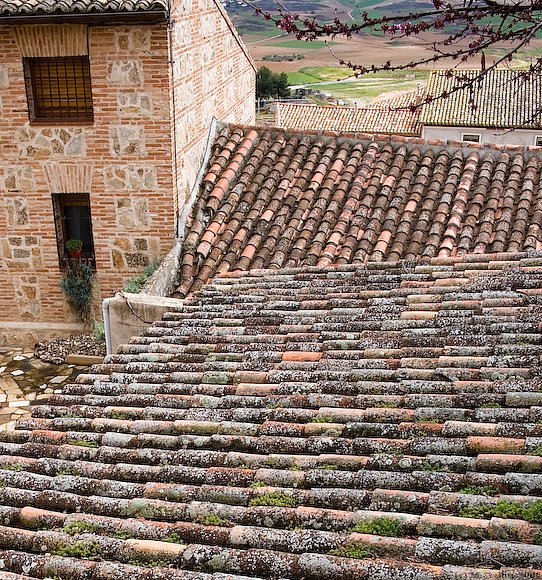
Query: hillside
[{"left": 225, "top": 0, "right": 435, "bottom": 35}]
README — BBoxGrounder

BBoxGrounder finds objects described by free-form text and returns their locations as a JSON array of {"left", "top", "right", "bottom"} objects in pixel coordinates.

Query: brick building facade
[{"left": 0, "top": 0, "right": 255, "bottom": 344}]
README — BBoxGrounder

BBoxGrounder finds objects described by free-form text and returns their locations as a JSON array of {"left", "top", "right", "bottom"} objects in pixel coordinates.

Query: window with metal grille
[
  {"left": 52, "top": 193, "right": 96, "bottom": 269},
  {"left": 24, "top": 56, "right": 93, "bottom": 122}
]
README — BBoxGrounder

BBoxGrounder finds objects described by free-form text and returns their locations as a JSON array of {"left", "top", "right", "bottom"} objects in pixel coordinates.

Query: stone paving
[{"left": 0, "top": 347, "right": 92, "bottom": 429}]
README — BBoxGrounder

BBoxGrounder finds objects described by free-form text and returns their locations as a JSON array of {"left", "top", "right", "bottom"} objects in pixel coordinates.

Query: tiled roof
[
  {"left": 421, "top": 69, "right": 542, "bottom": 129},
  {"left": 0, "top": 0, "right": 168, "bottom": 16},
  {"left": 0, "top": 254, "right": 541, "bottom": 577},
  {"left": 276, "top": 93, "right": 422, "bottom": 136},
  {"left": 176, "top": 124, "right": 542, "bottom": 297}
]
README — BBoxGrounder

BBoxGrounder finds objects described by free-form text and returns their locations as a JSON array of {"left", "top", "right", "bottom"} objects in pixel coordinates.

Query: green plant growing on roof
[
  {"left": 535, "top": 530, "right": 542, "bottom": 545},
  {"left": 493, "top": 501, "right": 529, "bottom": 520},
  {"left": 459, "top": 485, "right": 499, "bottom": 496},
  {"left": 526, "top": 500, "right": 542, "bottom": 524},
  {"left": 108, "top": 411, "right": 132, "bottom": 420},
  {"left": 194, "top": 514, "right": 231, "bottom": 527},
  {"left": 318, "top": 463, "right": 338, "bottom": 470},
  {"left": 458, "top": 504, "right": 497, "bottom": 520},
  {"left": 107, "top": 530, "right": 132, "bottom": 539},
  {"left": 377, "top": 402, "right": 399, "bottom": 408},
  {"left": 421, "top": 461, "right": 441, "bottom": 472},
  {"left": 163, "top": 532, "right": 184, "bottom": 543},
  {"left": 51, "top": 539, "right": 100, "bottom": 558},
  {"left": 528, "top": 444, "right": 542, "bottom": 456},
  {"left": 123, "top": 260, "right": 161, "bottom": 294},
  {"left": 250, "top": 480, "right": 266, "bottom": 488},
  {"left": 249, "top": 492, "right": 299, "bottom": 508},
  {"left": 4, "top": 463, "right": 23, "bottom": 471},
  {"left": 57, "top": 466, "right": 79, "bottom": 476},
  {"left": 128, "top": 557, "right": 173, "bottom": 568},
  {"left": 329, "top": 541, "right": 374, "bottom": 559},
  {"left": 68, "top": 438, "right": 99, "bottom": 448},
  {"left": 60, "top": 262, "right": 95, "bottom": 324},
  {"left": 418, "top": 416, "right": 439, "bottom": 424},
  {"left": 458, "top": 499, "right": 542, "bottom": 523},
  {"left": 311, "top": 414, "right": 333, "bottom": 423},
  {"left": 350, "top": 517, "right": 405, "bottom": 537},
  {"left": 479, "top": 403, "right": 501, "bottom": 408},
  {"left": 63, "top": 521, "right": 97, "bottom": 535}
]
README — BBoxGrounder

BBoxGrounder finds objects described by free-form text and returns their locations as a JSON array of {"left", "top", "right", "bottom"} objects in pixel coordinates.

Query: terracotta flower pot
[{"left": 68, "top": 248, "right": 82, "bottom": 259}]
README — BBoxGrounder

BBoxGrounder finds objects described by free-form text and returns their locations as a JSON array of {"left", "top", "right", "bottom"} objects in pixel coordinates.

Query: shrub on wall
[{"left": 61, "top": 262, "right": 95, "bottom": 324}]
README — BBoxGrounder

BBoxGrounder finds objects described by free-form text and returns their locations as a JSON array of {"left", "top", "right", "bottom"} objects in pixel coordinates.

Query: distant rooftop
[
  {"left": 276, "top": 93, "right": 422, "bottom": 136},
  {"left": 421, "top": 69, "right": 542, "bottom": 130}
]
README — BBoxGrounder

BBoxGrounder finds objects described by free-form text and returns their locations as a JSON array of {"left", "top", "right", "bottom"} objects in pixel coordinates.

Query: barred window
[{"left": 24, "top": 56, "right": 93, "bottom": 122}]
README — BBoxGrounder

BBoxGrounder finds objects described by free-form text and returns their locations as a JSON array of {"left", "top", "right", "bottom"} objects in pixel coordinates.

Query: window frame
[
  {"left": 535, "top": 136, "right": 542, "bottom": 147},
  {"left": 23, "top": 56, "right": 94, "bottom": 124},
  {"left": 461, "top": 133, "right": 481, "bottom": 143},
  {"left": 52, "top": 192, "right": 97, "bottom": 270}
]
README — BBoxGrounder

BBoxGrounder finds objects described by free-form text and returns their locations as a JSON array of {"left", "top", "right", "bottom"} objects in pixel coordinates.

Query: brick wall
[
  {"left": 0, "top": 3, "right": 255, "bottom": 345},
  {"left": 0, "top": 23, "right": 176, "bottom": 340},
  {"left": 170, "top": 0, "right": 256, "bottom": 209}
]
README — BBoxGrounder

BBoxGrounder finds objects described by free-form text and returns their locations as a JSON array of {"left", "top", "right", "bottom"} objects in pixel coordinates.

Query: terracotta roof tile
[
  {"left": 276, "top": 93, "right": 422, "bottom": 136},
  {"left": 422, "top": 69, "right": 542, "bottom": 129},
  {"left": 0, "top": 255, "right": 541, "bottom": 576},
  {"left": 175, "top": 125, "right": 542, "bottom": 296}
]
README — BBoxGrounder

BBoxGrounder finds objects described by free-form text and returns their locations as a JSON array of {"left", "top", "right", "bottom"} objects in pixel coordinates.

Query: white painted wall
[{"left": 422, "top": 125, "right": 542, "bottom": 147}]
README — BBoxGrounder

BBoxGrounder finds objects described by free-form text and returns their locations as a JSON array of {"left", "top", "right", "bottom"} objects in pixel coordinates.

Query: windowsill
[{"left": 29, "top": 118, "right": 94, "bottom": 126}]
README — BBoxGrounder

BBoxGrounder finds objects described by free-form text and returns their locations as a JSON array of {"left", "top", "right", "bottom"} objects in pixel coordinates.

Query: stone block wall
[
  {"left": 0, "top": 3, "right": 255, "bottom": 344},
  {"left": 0, "top": 23, "right": 175, "bottom": 336},
  {"left": 170, "top": 0, "right": 256, "bottom": 209}
]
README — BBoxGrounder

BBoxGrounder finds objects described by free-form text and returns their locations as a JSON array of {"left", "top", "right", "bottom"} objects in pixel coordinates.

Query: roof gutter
[{"left": 0, "top": 10, "right": 168, "bottom": 25}]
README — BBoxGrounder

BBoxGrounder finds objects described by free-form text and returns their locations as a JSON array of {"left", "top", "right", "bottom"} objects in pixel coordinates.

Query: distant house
[
  {"left": 421, "top": 69, "right": 542, "bottom": 146},
  {"left": 275, "top": 93, "right": 422, "bottom": 136},
  {"left": 0, "top": 0, "right": 255, "bottom": 344}
]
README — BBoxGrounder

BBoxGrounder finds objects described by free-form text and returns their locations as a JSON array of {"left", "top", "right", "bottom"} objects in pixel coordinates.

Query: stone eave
[{"left": 0, "top": 9, "right": 168, "bottom": 24}]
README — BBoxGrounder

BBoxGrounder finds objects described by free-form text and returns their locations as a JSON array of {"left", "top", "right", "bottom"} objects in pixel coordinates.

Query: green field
[
  {"left": 286, "top": 66, "right": 354, "bottom": 85},
  {"left": 286, "top": 66, "right": 429, "bottom": 104}
]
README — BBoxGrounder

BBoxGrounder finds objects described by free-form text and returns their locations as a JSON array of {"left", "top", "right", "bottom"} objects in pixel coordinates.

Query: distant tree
[
  {"left": 249, "top": 0, "right": 542, "bottom": 123},
  {"left": 256, "top": 66, "right": 291, "bottom": 99}
]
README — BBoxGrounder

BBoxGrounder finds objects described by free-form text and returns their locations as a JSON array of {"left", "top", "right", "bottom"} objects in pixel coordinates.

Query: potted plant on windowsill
[{"left": 65, "top": 239, "right": 83, "bottom": 259}]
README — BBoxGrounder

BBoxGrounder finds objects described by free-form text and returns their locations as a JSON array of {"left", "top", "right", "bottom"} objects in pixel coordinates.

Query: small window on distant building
[
  {"left": 24, "top": 56, "right": 93, "bottom": 122},
  {"left": 462, "top": 133, "right": 481, "bottom": 143},
  {"left": 535, "top": 136, "right": 542, "bottom": 147},
  {"left": 52, "top": 193, "right": 96, "bottom": 269}
]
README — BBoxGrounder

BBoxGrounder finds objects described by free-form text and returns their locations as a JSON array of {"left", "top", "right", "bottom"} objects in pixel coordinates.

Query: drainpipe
[{"left": 102, "top": 297, "right": 113, "bottom": 355}]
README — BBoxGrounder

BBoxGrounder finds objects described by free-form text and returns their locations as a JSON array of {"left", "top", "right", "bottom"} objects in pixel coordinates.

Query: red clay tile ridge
[
  {"left": 175, "top": 123, "right": 542, "bottom": 297},
  {"left": 0, "top": 258, "right": 541, "bottom": 577}
]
